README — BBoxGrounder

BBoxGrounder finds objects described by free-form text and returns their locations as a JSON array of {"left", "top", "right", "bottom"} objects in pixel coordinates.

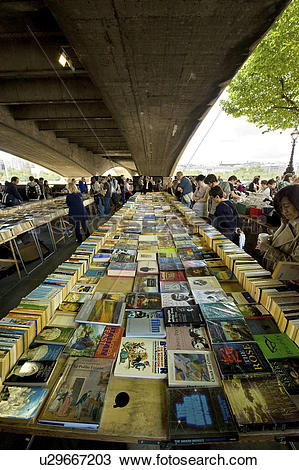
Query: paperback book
[
  {"left": 114, "top": 337, "right": 167, "bottom": 379},
  {"left": 163, "top": 306, "right": 204, "bottom": 327},
  {"left": 4, "top": 359, "right": 57, "bottom": 387},
  {"left": 166, "top": 326, "right": 210, "bottom": 351},
  {"left": 133, "top": 275, "right": 159, "bottom": 293},
  {"left": 35, "top": 327, "right": 75, "bottom": 345},
  {"left": 137, "top": 261, "right": 159, "bottom": 276},
  {"left": 253, "top": 333, "right": 299, "bottom": 360},
  {"left": 161, "top": 293, "right": 196, "bottom": 308},
  {"left": 0, "top": 385, "right": 48, "bottom": 423},
  {"left": 167, "top": 350, "right": 221, "bottom": 387},
  {"left": 75, "top": 294, "right": 125, "bottom": 326},
  {"left": 269, "top": 358, "right": 299, "bottom": 395},
  {"left": 160, "top": 271, "right": 187, "bottom": 282},
  {"left": 125, "top": 293, "right": 161, "bottom": 310},
  {"left": 126, "top": 310, "right": 166, "bottom": 338},
  {"left": 160, "top": 281, "right": 190, "bottom": 294}
]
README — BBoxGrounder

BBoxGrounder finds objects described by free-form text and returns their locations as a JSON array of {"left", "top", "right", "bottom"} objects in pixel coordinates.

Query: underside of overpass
[{"left": 0, "top": 0, "right": 290, "bottom": 177}]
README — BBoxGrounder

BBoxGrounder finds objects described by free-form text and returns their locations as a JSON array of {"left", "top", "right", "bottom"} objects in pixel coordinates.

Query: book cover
[
  {"left": 177, "top": 248, "right": 203, "bottom": 261},
  {"left": 125, "top": 293, "right": 161, "bottom": 310},
  {"left": 107, "top": 262, "right": 137, "bottom": 277},
  {"left": 207, "top": 319, "right": 254, "bottom": 343},
  {"left": 136, "top": 252, "right": 157, "bottom": 261},
  {"left": 213, "top": 342, "right": 272, "bottom": 378},
  {"left": 212, "top": 270, "right": 237, "bottom": 281},
  {"left": 93, "top": 325, "right": 124, "bottom": 359},
  {"left": 158, "top": 258, "right": 184, "bottom": 271},
  {"left": 253, "top": 333, "right": 299, "bottom": 359},
  {"left": 192, "top": 289, "right": 229, "bottom": 304},
  {"left": 75, "top": 294, "right": 125, "bottom": 326},
  {"left": 48, "top": 312, "right": 77, "bottom": 328},
  {"left": 133, "top": 275, "right": 159, "bottom": 293},
  {"left": 161, "top": 293, "right": 196, "bottom": 308},
  {"left": 200, "top": 302, "right": 243, "bottom": 321},
  {"left": 20, "top": 342, "right": 64, "bottom": 362},
  {"left": 137, "top": 261, "right": 159, "bottom": 276},
  {"left": 64, "top": 324, "right": 105, "bottom": 357},
  {"left": 55, "top": 301, "right": 82, "bottom": 314},
  {"left": 110, "top": 249, "right": 136, "bottom": 263},
  {"left": 272, "top": 261, "right": 299, "bottom": 281},
  {"left": 64, "top": 292, "right": 92, "bottom": 303},
  {"left": 246, "top": 318, "right": 280, "bottom": 335},
  {"left": 114, "top": 337, "right": 167, "bottom": 379},
  {"left": 160, "top": 281, "right": 190, "bottom": 294},
  {"left": 126, "top": 310, "right": 166, "bottom": 338},
  {"left": 167, "top": 350, "right": 221, "bottom": 387},
  {"left": 166, "top": 326, "right": 210, "bottom": 351},
  {"left": 71, "top": 284, "right": 97, "bottom": 295},
  {"left": 223, "top": 376, "right": 299, "bottom": 431},
  {"left": 4, "top": 359, "right": 57, "bottom": 387},
  {"left": 184, "top": 266, "right": 210, "bottom": 278},
  {"left": 237, "top": 304, "right": 270, "bottom": 318},
  {"left": 159, "top": 271, "right": 187, "bottom": 282},
  {"left": 226, "top": 291, "right": 256, "bottom": 305},
  {"left": 38, "top": 357, "right": 113, "bottom": 430},
  {"left": 167, "top": 387, "right": 238, "bottom": 443},
  {"left": 188, "top": 276, "right": 221, "bottom": 292},
  {"left": 0, "top": 385, "right": 48, "bottom": 423},
  {"left": 35, "top": 327, "right": 75, "bottom": 345},
  {"left": 269, "top": 358, "right": 299, "bottom": 395},
  {"left": 163, "top": 306, "right": 204, "bottom": 327}
]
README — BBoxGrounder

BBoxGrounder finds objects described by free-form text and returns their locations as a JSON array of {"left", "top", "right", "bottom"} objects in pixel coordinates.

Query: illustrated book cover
[{"left": 166, "top": 326, "right": 210, "bottom": 351}]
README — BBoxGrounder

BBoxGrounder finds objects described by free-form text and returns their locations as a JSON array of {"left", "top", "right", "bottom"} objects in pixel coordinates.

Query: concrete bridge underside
[{"left": 0, "top": 0, "right": 290, "bottom": 177}]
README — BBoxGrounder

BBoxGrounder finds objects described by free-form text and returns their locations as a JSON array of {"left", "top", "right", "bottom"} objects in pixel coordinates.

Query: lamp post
[{"left": 284, "top": 128, "right": 299, "bottom": 175}]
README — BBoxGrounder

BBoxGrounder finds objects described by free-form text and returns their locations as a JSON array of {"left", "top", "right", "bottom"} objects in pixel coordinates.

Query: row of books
[
  {"left": 0, "top": 192, "right": 298, "bottom": 443},
  {"left": 170, "top": 195, "right": 299, "bottom": 347}
]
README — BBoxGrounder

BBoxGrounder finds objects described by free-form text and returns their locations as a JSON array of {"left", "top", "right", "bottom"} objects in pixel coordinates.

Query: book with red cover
[
  {"left": 160, "top": 271, "right": 187, "bottom": 282},
  {"left": 94, "top": 326, "right": 124, "bottom": 359}
]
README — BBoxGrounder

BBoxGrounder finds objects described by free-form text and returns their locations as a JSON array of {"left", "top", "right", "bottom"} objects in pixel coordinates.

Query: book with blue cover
[
  {"left": 167, "top": 387, "right": 238, "bottom": 443},
  {"left": 200, "top": 302, "right": 243, "bottom": 321}
]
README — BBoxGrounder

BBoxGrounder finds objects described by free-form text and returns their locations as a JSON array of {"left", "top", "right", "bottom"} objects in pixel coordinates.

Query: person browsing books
[
  {"left": 257, "top": 185, "right": 299, "bottom": 272},
  {"left": 66, "top": 182, "right": 90, "bottom": 244},
  {"left": 176, "top": 171, "right": 193, "bottom": 207},
  {"left": 209, "top": 185, "right": 242, "bottom": 244},
  {"left": 2, "top": 176, "right": 23, "bottom": 206},
  {"left": 203, "top": 174, "right": 231, "bottom": 222}
]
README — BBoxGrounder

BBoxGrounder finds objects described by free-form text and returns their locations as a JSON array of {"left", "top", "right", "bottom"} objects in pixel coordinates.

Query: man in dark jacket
[
  {"left": 3, "top": 176, "right": 23, "bottom": 206},
  {"left": 176, "top": 171, "right": 193, "bottom": 207}
]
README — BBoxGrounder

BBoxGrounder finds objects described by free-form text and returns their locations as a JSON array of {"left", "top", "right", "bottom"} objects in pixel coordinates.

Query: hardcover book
[
  {"left": 137, "top": 261, "right": 159, "bottom": 276},
  {"left": 160, "top": 281, "right": 190, "bottom": 294},
  {"left": 206, "top": 319, "right": 254, "bottom": 343},
  {"left": 187, "top": 276, "right": 221, "bottom": 292},
  {"left": 160, "top": 271, "right": 187, "bottom": 282},
  {"left": 161, "top": 292, "right": 196, "bottom": 308},
  {"left": 163, "top": 306, "right": 204, "bottom": 327},
  {"left": 34, "top": 326, "right": 75, "bottom": 345},
  {"left": 126, "top": 310, "right": 166, "bottom": 338},
  {"left": 269, "top": 358, "right": 299, "bottom": 395},
  {"left": 0, "top": 385, "right": 48, "bottom": 423},
  {"left": 253, "top": 333, "right": 299, "bottom": 360},
  {"left": 167, "top": 350, "right": 221, "bottom": 387},
  {"left": 114, "top": 337, "right": 167, "bottom": 379},
  {"left": 38, "top": 357, "right": 113, "bottom": 430},
  {"left": 192, "top": 289, "right": 229, "bottom": 304},
  {"left": 4, "top": 359, "right": 57, "bottom": 387},
  {"left": 237, "top": 304, "right": 270, "bottom": 318},
  {"left": 75, "top": 294, "right": 125, "bottom": 326},
  {"left": 166, "top": 326, "right": 210, "bottom": 351},
  {"left": 64, "top": 323, "right": 106, "bottom": 357},
  {"left": 136, "top": 252, "right": 157, "bottom": 261},
  {"left": 213, "top": 342, "right": 272, "bottom": 378},
  {"left": 133, "top": 275, "right": 159, "bottom": 293},
  {"left": 167, "top": 387, "right": 238, "bottom": 443},
  {"left": 126, "top": 293, "right": 161, "bottom": 310},
  {"left": 200, "top": 302, "right": 243, "bottom": 321},
  {"left": 246, "top": 317, "right": 280, "bottom": 335},
  {"left": 184, "top": 266, "right": 210, "bottom": 278},
  {"left": 223, "top": 376, "right": 299, "bottom": 431}
]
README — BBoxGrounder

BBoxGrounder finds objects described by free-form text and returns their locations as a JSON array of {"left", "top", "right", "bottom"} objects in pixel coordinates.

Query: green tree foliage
[{"left": 220, "top": 0, "right": 299, "bottom": 131}]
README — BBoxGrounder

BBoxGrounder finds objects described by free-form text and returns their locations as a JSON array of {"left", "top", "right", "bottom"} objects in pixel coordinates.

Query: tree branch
[{"left": 279, "top": 77, "right": 299, "bottom": 111}]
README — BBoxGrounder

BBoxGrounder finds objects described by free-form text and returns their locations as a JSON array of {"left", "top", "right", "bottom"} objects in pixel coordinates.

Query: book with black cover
[
  {"left": 213, "top": 342, "right": 272, "bottom": 378},
  {"left": 223, "top": 376, "right": 299, "bottom": 431},
  {"left": 167, "top": 387, "right": 238, "bottom": 443},
  {"left": 269, "top": 358, "right": 299, "bottom": 395},
  {"left": 4, "top": 359, "right": 57, "bottom": 387},
  {"left": 163, "top": 306, "right": 204, "bottom": 327},
  {"left": 246, "top": 317, "right": 280, "bottom": 335}
]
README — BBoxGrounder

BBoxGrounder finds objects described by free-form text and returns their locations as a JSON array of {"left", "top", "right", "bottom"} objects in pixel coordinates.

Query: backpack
[{"left": 27, "top": 184, "right": 38, "bottom": 199}]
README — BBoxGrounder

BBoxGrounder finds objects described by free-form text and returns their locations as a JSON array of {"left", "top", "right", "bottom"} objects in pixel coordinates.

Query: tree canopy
[{"left": 220, "top": 0, "right": 299, "bottom": 132}]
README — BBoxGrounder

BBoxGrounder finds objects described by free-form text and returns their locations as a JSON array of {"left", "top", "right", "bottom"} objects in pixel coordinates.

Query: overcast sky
[{"left": 178, "top": 91, "right": 297, "bottom": 169}]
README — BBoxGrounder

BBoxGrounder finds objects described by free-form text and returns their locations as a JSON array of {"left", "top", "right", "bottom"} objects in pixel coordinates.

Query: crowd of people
[{"left": 1, "top": 170, "right": 298, "bottom": 271}]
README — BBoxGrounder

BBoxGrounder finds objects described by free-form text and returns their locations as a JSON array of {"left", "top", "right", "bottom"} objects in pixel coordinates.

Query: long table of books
[
  {"left": 0, "top": 196, "right": 95, "bottom": 278},
  {"left": 0, "top": 193, "right": 298, "bottom": 447}
]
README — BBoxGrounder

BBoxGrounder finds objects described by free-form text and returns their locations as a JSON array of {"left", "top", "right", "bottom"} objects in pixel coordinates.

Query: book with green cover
[
  {"left": 34, "top": 326, "right": 75, "bottom": 345},
  {"left": 253, "top": 333, "right": 299, "bottom": 360}
]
